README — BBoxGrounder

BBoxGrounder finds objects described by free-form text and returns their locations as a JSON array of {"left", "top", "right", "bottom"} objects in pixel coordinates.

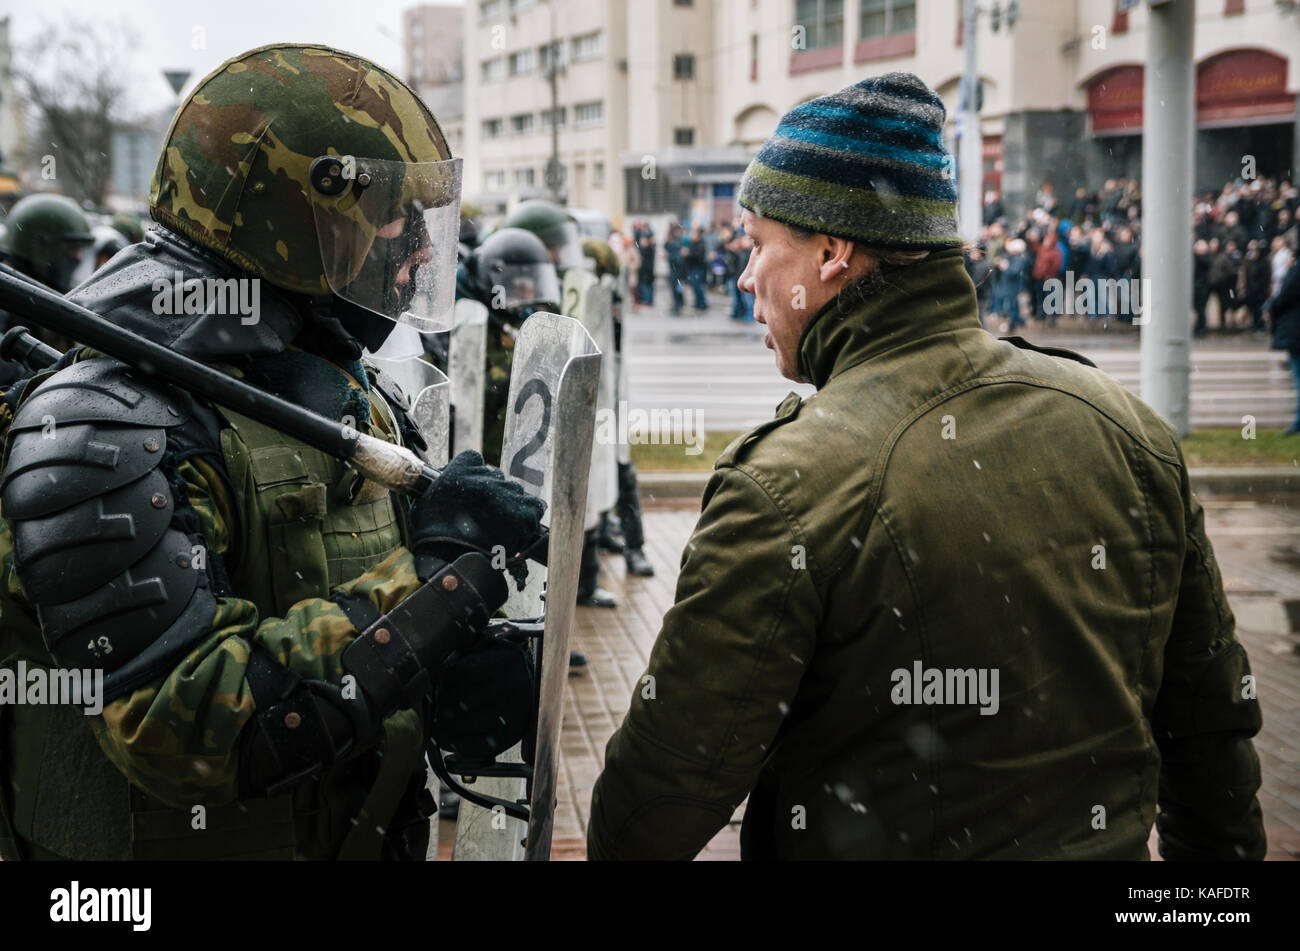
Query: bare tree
[{"left": 15, "top": 20, "right": 139, "bottom": 206}]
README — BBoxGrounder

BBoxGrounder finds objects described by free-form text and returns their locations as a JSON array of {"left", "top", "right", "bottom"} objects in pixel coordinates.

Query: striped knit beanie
[{"left": 738, "top": 72, "right": 960, "bottom": 250}]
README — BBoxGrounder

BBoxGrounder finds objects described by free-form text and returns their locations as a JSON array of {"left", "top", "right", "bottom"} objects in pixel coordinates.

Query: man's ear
[{"left": 818, "top": 237, "right": 857, "bottom": 284}]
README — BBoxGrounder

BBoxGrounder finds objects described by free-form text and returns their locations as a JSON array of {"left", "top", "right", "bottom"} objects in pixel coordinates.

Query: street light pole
[
  {"left": 1141, "top": 0, "right": 1196, "bottom": 436},
  {"left": 959, "top": 0, "right": 982, "bottom": 242},
  {"left": 545, "top": 5, "right": 564, "bottom": 203}
]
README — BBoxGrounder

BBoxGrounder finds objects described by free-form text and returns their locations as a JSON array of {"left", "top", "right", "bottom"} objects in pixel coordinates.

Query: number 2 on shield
[{"left": 509, "top": 378, "right": 552, "bottom": 488}]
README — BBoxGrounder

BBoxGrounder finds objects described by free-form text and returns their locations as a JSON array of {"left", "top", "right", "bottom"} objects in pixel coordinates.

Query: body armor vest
[{"left": 1, "top": 360, "right": 433, "bottom": 861}]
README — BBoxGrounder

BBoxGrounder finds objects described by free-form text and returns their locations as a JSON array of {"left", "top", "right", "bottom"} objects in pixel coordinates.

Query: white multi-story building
[
  {"left": 405, "top": 4, "right": 468, "bottom": 166},
  {"left": 463, "top": 0, "right": 634, "bottom": 219},
  {"left": 714, "top": 0, "right": 1300, "bottom": 222},
  {"left": 457, "top": 0, "right": 1300, "bottom": 227}
]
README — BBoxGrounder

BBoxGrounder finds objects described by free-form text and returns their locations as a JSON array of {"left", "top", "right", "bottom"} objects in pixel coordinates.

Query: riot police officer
[{"left": 0, "top": 44, "right": 543, "bottom": 861}]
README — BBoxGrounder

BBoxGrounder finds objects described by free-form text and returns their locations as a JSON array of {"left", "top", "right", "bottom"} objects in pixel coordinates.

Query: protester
[{"left": 588, "top": 72, "right": 1265, "bottom": 861}]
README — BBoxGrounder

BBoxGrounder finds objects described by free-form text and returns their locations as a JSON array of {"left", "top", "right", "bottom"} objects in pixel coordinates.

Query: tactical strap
[{"left": 336, "top": 709, "right": 427, "bottom": 861}]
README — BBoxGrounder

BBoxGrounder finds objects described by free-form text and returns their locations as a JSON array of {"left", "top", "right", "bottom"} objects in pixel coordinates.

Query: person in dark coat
[
  {"left": 664, "top": 223, "right": 685, "bottom": 315},
  {"left": 635, "top": 223, "right": 657, "bottom": 306},
  {"left": 1244, "top": 239, "right": 1273, "bottom": 334},
  {"left": 1264, "top": 255, "right": 1300, "bottom": 433},
  {"left": 1193, "top": 238, "right": 1213, "bottom": 338},
  {"left": 964, "top": 245, "right": 993, "bottom": 326}
]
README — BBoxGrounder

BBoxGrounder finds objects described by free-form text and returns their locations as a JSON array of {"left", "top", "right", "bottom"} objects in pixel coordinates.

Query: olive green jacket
[{"left": 588, "top": 248, "right": 1265, "bottom": 861}]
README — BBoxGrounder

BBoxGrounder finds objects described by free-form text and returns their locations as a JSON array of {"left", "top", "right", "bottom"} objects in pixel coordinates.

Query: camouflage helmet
[
  {"left": 150, "top": 44, "right": 461, "bottom": 329},
  {"left": 109, "top": 212, "right": 145, "bottom": 244},
  {"left": 581, "top": 238, "right": 619, "bottom": 279},
  {"left": 502, "top": 199, "right": 585, "bottom": 272},
  {"left": 0, "top": 193, "right": 94, "bottom": 292}
]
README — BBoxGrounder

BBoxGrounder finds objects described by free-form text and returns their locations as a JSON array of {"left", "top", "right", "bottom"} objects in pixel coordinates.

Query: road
[{"left": 622, "top": 291, "right": 1296, "bottom": 434}]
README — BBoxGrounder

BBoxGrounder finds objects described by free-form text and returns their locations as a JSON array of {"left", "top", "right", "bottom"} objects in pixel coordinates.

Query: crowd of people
[
  {"left": 621, "top": 218, "right": 755, "bottom": 321},
  {"left": 964, "top": 176, "right": 1300, "bottom": 337}
]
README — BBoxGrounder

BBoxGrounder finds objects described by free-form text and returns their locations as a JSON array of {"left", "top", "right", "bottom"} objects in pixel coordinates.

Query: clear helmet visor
[
  {"left": 310, "top": 155, "right": 463, "bottom": 333},
  {"left": 484, "top": 261, "right": 561, "bottom": 312},
  {"left": 549, "top": 220, "right": 586, "bottom": 272}
]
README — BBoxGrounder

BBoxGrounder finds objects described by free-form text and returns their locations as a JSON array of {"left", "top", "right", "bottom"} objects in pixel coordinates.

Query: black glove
[{"left": 408, "top": 450, "right": 546, "bottom": 578}]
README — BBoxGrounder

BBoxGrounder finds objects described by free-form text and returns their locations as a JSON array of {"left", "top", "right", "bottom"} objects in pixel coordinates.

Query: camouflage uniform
[{"left": 0, "top": 45, "right": 502, "bottom": 861}]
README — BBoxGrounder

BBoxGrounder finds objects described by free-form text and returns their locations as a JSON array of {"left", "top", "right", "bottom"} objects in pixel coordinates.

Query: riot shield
[
  {"left": 366, "top": 355, "right": 451, "bottom": 466},
  {"left": 365, "top": 352, "right": 450, "bottom": 860},
  {"left": 448, "top": 298, "right": 487, "bottom": 456},
  {"left": 563, "top": 268, "right": 618, "bottom": 530},
  {"left": 602, "top": 272, "right": 632, "bottom": 467},
  {"left": 451, "top": 311, "right": 600, "bottom": 861}
]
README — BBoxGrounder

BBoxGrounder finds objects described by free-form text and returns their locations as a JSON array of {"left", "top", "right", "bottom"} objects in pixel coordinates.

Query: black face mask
[{"left": 303, "top": 294, "right": 396, "bottom": 362}]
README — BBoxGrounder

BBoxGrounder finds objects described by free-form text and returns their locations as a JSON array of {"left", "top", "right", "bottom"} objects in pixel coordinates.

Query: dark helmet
[
  {"left": 471, "top": 227, "right": 561, "bottom": 316},
  {"left": 501, "top": 199, "right": 584, "bottom": 273},
  {"left": 92, "top": 224, "right": 129, "bottom": 269},
  {"left": 1, "top": 193, "right": 95, "bottom": 292}
]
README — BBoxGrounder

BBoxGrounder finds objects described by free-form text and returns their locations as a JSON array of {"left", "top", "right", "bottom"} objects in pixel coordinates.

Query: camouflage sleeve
[{"left": 90, "top": 456, "right": 425, "bottom": 810}]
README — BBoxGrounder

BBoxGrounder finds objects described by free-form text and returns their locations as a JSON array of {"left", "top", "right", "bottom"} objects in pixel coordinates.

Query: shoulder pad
[
  {"left": 8, "top": 358, "right": 193, "bottom": 432},
  {"left": 999, "top": 335, "right": 1098, "bottom": 368},
  {"left": 1, "top": 359, "right": 216, "bottom": 686},
  {"left": 715, "top": 391, "right": 802, "bottom": 469},
  {"left": 1, "top": 360, "right": 191, "bottom": 519}
]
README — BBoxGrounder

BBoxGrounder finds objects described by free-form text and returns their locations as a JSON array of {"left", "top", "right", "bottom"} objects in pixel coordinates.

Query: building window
[
  {"left": 484, "top": 169, "right": 506, "bottom": 190},
  {"left": 594, "top": 161, "right": 606, "bottom": 187},
  {"left": 1112, "top": 0, "right": 1130, "bottom": 34},
  {"left": 794, "top": 0, "right": 844, "bottom": 50},
  {"left": 540, "top": 40, "right": 566, "bottom": 71},
  {"left": 674, "top": 127, "right": 695, "bottom": 146},
  {"left": 482, "top": 118, "right": 504, "bottom": 138},
  {"left": 510, "top": 0, "right": 536, "bottom": 12},
  {"left": 509, "top": 49, "right": 535, "bottom": 76},
  {"left": 1223, "top": 0, "right": 1244, "bottom": 13},
  {"left": 513, "top": 167, "right": 536, "bottom": 186},
  {"left": 571, "top": 31, "right": 603, "bottom": 62},
  {"left": 750, "top": 33, "right": 759, "bottom": 81},
  {"left": 480, "top": 0, "right": 504, "bottom": 21},
  {"left": 541, "top": 106, "right": 567, "bottom": 130},
  {"left": 482, "top": 57, "right": 505, "bottom": 82},
  {"left": 574, "top": 101, "right": 604, "bottom": 127},
  {"left": 860, "top": 0, "right": 915, "bottom": 39},
  {"left": 673, "top": 53, "right": 695, "bottom": 79},
  {"left": 511, "top": 112, "right": 534, "bottom": 134},
  {"left": 674, "top": 0, "right": 694, "bottom": 5}
]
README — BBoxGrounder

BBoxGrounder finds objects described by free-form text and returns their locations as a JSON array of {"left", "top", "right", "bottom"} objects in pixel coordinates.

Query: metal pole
[
  {"left": 959, "top": 0, "right": 982, "bottom": 242},
  {"left": 0, "top": 269, "right": 437, "bottom": 493},
  {"left": 1141, "top": 0, "right": 1195, "bottom": 436}
]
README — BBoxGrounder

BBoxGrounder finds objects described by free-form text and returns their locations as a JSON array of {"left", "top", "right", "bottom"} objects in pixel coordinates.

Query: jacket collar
[{"left": 796, "top": 247, "right": 981, "bottom": 389}]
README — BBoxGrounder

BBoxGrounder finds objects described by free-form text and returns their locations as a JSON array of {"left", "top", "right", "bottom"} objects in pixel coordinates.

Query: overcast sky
[{"left": 2, "top": 0, "right": 461, "bottom": 116}]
